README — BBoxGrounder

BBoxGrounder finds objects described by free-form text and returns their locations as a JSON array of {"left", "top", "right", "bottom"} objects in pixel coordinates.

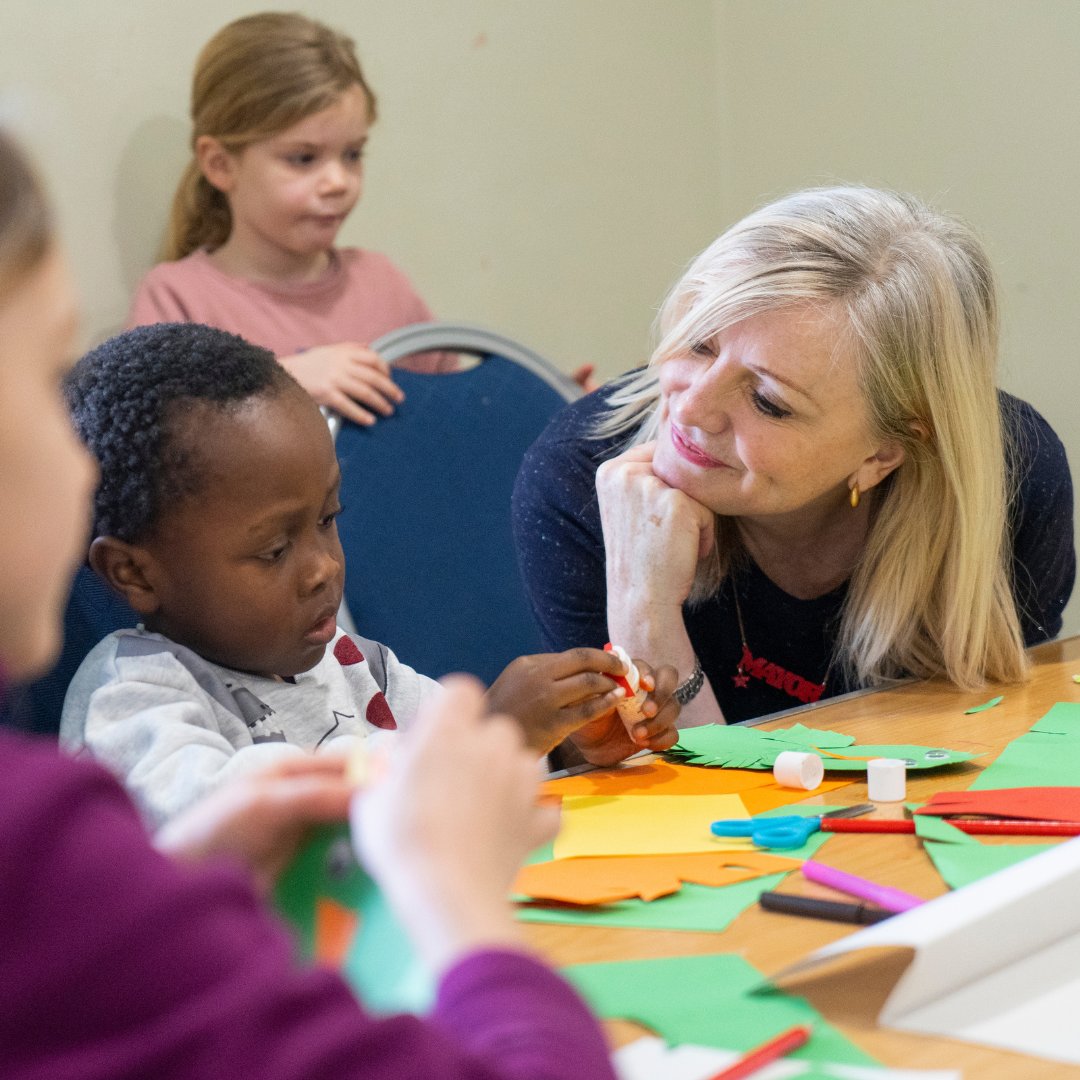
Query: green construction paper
[
  {"left": 971, "top": 702, "right": 1080, "bottom": 790},
  {"left": 924, "top": 839, "right": 1056, "bottom": 890},
  {"left": 566, "top": 952, "right": 877, "bottom": 1067},
  {"left": 964, "top": 695, "right": 1004, "bottom": 714},
  {"left": 1030, "top": 701, "right": 1080, "bottom": 733},
  {"left": 762, "top": 723, "right": 855, "bottom": 750},
  {"left": 667, "top": 724, "right": 978, "bottom": 772},
  {"left": 275, "top": 826, "right": 433, "bottom": 1015},
  {"left": 515, "top": 804, "right": 833, "bottom": 931},
  {"left": 913, "top": 812, "right": 976, "bottom": 844}
]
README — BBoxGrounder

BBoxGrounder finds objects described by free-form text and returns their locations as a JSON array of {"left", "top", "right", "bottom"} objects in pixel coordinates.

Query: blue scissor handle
[{"left": 710, "top": 815, "right": 820, "bottom": 850}]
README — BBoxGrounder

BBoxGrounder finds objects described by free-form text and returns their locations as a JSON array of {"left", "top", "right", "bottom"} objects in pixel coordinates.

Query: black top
[{"left": 512, "top": 384, "right": 1075, "bottom": 724}]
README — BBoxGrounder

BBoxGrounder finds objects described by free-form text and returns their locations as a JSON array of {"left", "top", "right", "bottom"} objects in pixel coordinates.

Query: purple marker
[{"left": 801, "top": 859, "right": 925, "bottom": 913}]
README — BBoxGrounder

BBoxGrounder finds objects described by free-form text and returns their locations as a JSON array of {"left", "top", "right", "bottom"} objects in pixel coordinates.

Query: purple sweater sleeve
[{"left": 0, "top": 733, "right": 615, "bottom": 1080}]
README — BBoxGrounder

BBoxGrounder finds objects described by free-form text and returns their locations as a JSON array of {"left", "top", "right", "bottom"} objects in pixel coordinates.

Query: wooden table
[{"left": 524, "top": 635, "right": 1080, "bottom": 1078}]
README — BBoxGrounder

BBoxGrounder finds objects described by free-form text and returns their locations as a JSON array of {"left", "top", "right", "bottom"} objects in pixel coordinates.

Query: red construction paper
[{"left": 915, "top": 787, "right": 1080, "bottom": 823}]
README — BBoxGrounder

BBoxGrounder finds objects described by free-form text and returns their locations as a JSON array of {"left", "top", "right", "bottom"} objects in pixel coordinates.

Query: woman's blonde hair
[
  {"left": 163, "top": 11, "right": 376, "bottom": 261},
  {"left": 599, "top": 185, "right": 1028, "bottom": 690},
  {"left": 0, "top": 131, "right": 52, "bottom": 295}
]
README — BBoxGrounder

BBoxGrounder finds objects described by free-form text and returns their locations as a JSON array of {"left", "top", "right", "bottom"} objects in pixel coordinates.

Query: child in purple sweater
[{"left": 0, "top": 131, "right": 616, "bottom": 1080}]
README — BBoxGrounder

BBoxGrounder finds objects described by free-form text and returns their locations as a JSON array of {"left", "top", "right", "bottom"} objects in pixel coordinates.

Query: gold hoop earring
[{"left": 849, "top": 483, "right": 860, "bottom": 509}]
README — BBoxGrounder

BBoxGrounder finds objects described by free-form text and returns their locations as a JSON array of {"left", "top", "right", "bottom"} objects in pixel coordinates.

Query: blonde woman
[{"left": 513, "top": 187, "right": 1074, "bottom": 725}]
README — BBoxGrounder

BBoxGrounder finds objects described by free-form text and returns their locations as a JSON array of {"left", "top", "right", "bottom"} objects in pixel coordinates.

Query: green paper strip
[{"left": 964, "top": 695, "right": 1004, "bottom": 714}]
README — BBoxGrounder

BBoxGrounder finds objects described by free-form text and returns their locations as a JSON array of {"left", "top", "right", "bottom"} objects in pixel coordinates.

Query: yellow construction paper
[
  {"left": 514, "top": 850, "right": 801, "bottom": 905},
  {"left": 554, "top": 794, "right": 750, "bottom": 858}
]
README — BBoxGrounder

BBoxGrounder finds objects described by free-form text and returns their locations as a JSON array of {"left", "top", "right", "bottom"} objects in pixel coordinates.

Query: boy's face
[{"left": 139, "top": 386, "right": 346, "bottom": 678}]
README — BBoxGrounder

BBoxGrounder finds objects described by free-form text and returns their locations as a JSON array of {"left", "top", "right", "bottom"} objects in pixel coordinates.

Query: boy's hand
[
  {"left": 280, "top": 342, "right": 404, "bottom": 427},
  {"left": 486, "top": 647, "right": 630, "bottom": 756},
  {"left": 485, "top": 648, "right": 680, "bottom": 763},
  {"left": 567, "top": 659, "right": 681, "bottom": 766}
]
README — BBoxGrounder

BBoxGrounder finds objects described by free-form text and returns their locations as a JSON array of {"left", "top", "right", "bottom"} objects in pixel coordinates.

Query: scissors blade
[{"left": 821, "top": 803, "right": 876, "bottom": 820}]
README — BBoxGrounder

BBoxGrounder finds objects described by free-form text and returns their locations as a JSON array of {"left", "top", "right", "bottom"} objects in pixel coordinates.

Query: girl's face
[
  {"left": 0, "top": 250, "right": 96, "bottom": 679},
  {"left": 652, "top": 305, "right": 902, "bottom": 523},
  {"left": 207, "top": 85, "right": 371, "bottom": 274}
]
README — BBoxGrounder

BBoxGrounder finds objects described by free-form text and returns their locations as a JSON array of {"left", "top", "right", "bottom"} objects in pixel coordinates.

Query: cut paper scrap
[
  {"left": 518, "top": 806, "right": 836, "bottom": 931},
  {"left": 667, "top": 723, "right": 978, "bottom": 772},
  {"left": 313, "top": 897, "right": 358, "bottom": 966},
  {"left": 924, "top": 839, "right": 1056, "bottom": 891},
  {"left": 517, "top": 873, "right": 791, "bottom": 932},
  {"left": 544, "top": 758, "right": 854, "bottom": 807},
  {"left": 614, "top": 1037, "right": 960, "bottom": 1080},
  {"left": 553, "top": 793, "right": 748, "bottom": 858},
  {"left": 275, "top": 825, "right": 433, "bottom": 1015},
  {"left": 963, "top": 695, "right": 1003, "bottom": 714},
  {"left": 566, "top": 951, "right": 876, "bottom": 1067},
  {"left": 514, "top": 849, "right": 800, "bottom": 905},
  {"left": 915, "top": 786, "right": 1080, "bottom": 823},
  {"left": 970, "top": 701, "right": 1080, "bottom": 790}
]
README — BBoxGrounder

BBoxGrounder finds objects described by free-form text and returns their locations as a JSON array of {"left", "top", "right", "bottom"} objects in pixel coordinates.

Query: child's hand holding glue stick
[{"left": 563, "top": 645, "right": 681, "bottom": 766}]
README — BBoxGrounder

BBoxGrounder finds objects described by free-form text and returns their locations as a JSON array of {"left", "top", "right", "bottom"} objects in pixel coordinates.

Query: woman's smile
[{"left": 668, "top": 422, "right": 731, "bottom": 470}]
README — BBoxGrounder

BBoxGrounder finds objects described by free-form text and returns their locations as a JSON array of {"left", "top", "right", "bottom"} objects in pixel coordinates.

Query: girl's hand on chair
[{"left": 280, "top": 342, "right": 405, "bottom": 427}]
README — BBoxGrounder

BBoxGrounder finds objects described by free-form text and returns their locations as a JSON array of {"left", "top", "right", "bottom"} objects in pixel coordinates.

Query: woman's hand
[
  {"left": 596, "top": 440, "right": 716, "bottom": 611},
  {"left": 598, "top": 440, "right": 725, "bottom": 727},
  {"left": 280, "top": 342, "right": 404, "bottom": 426},
  {"left": 351, "top": 677, "right": 559, "bottom": 975},
  {"left": 155, "top": 755, "right": 354, "bottom": 894}
]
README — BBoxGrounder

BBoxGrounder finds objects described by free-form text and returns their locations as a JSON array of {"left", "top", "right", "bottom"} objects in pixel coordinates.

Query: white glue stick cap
[
  {"left": 867, "top": 757, "right": 907, "bottom": 802},
  {"left": 772, "top": 750, "right": 824, "bottom": 791}
]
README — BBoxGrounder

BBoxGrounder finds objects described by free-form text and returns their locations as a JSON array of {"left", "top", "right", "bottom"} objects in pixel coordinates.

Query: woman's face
[
  {"left": 0, "top": 249, "right": 96, "bottom": 680},
  {"left": 652, "top": 304, "right": 899, "bottom": 521}
]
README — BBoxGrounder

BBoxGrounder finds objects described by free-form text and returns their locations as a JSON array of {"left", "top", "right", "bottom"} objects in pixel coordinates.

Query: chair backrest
[
  {"left": 0, "top": 564, "right": 139, "bottom": 735},
  {"left": 335, "top": 322, "right": 580, "bottom": 685}
]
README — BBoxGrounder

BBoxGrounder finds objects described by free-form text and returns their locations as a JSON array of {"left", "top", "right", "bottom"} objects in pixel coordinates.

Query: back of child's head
[
  {"left": 65, "top": 322, "right": 296, "bottom": 543},
  {"left": 164, "top": 11, "right": 377, "bottom": 262}
]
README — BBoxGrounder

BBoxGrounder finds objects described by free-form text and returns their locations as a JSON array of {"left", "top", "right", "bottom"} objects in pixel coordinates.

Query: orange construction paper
[
  {"left": 544, "top": 759, "right": 853, "bottom": 807},
  {"left": 740, "top": 778, "right": 854, "bottom": 816},
  {"left": 314, "top": 897, "right": 359, "bottom": 966},
  {"left": 514, "top": 850, "right": 801, "bottom": 905}
]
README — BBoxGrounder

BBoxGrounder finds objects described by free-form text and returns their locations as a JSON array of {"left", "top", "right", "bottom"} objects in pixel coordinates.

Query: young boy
[{"left": 60, "top": 324, "right": 678, "bottom": 826}]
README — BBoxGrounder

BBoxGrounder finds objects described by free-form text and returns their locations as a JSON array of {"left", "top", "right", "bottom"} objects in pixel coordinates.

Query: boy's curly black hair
[{"left": 65, "top": 322, "right": 297, "bottom": 542}]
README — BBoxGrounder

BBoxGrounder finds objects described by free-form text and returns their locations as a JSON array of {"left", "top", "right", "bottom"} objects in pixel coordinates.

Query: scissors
[{"left": 710, "top": 803, "right": 876, "bottom": 850}]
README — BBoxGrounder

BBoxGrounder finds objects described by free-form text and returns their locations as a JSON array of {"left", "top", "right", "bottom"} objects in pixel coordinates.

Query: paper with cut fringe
[
  {"left": 514, "top": 849, "right": 800, "bottom": 905},
  {"left": 666, "top": 723, "right": 977, "bottom": 772}
]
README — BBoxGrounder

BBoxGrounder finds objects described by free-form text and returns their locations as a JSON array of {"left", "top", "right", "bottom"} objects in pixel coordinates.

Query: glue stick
[{"left": 605, "top": 643, "right": 648, "bottom": 724}]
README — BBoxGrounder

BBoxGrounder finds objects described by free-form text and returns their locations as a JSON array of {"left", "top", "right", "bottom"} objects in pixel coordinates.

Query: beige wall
[
  {"left": 1, "top": 1, "right": 721, "bottom": 370},
  {"left": 713, "top": 0, "right": 1080, "bottom": 633},
  {"left": 5, "top": 1, "right": 1080, "bottom": 631}
]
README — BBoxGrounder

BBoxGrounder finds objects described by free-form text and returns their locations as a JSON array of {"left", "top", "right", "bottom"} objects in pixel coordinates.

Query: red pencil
[
  {"left": 705, "top": 1024, "right": 813, "bottom": 1080},
  {"left": 822, "top": 818, "right": 1080, "bottom": 836}
]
